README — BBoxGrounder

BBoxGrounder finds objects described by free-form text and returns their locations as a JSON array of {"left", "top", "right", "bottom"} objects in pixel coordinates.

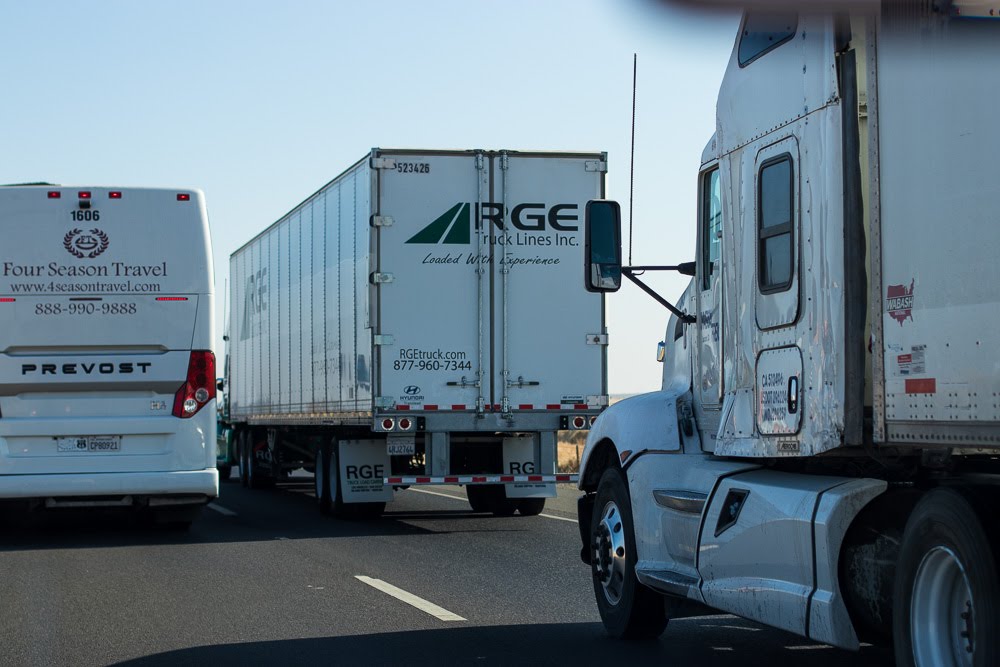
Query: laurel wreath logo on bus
[{"left": 64, "top": 228, "right": 110, "bottom": 259}]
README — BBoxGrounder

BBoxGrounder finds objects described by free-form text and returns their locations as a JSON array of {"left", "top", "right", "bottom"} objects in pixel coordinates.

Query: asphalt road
[{"left": 0, "top": 475, "right": 893, "bottom": 667}]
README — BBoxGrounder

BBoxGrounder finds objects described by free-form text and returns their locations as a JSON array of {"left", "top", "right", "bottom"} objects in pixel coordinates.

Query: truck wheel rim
[
  {"left": 911, "top": 546, "right": 974, "bottom": 667},
  {"left": 593, "top": 500, "right": 627, "bottom": 606}
]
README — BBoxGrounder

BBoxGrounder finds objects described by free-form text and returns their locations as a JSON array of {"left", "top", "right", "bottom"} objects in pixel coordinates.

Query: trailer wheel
[
  {"left": 315, "top": 442, "right": 333, "bottom": 515},
  {"left": 591, "top": 467, "right": 666, "bottom": 639},
  {"left": 466, "top": 485, "right": 491, "bottom": 513},
  {"left": 238, "top": 431, "right": 249, "bottom": 488},
  {"left": 517, "top": 498, "right": 546, "bottom": 516},
  {"left": 893, "top": 488, "right": 999, "bottom": 667}
]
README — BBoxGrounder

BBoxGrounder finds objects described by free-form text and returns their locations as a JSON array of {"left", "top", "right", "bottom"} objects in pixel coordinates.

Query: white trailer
[
  {"left": 0, "top": 186, "right": 218, "bottom": 527},
  {"left": 578, "top": 6, "right": 1000, "bottom": 665},
  {"left": 226, "top": 148, "right": 607, "bottom": 517}
]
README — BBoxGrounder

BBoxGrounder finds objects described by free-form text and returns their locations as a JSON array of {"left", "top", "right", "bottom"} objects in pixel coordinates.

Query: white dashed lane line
[
  {"left": 408, "top": 487, "right": 578, "bottom": 523},
  {"left": 355, "top": 575, "right": 466, "bottom": 622},
  {"left": 206, "top": 503, "right": 237, "bottom": 517}
]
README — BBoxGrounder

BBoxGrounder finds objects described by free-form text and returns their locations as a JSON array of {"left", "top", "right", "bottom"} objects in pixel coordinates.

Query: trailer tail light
[
  {"left": 155, "top": 296, "right": 189, "bottom": 301},
  {"left": 572, "top": 415, "right": 587, "bottom": 429},
  {"left": 398, "top": 417, "right": 412, "bottom": 431},
  {"left": 172, "top": 350, "right": 216, "bottom": 418},
  {"left": 0, "top": 298, "right": 15, "bottom": 303},
  {"left": 48, "top": 191, "right": 61, "bottom": 199},
  {"left": 381, "top": 418, "right": 395, "bottom": 431}
]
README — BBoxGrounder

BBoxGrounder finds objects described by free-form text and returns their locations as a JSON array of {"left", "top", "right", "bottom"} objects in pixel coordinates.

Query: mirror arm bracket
[{"left": 622, "top": 267, "right": 696, "bottom": 324}]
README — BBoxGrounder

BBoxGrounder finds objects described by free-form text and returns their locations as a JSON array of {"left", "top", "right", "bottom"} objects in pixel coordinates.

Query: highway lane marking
[
  {"left": 408, "top": 488, "right": 579, "bottom": 524},
  {"left": 355, "top": 576, "right": 466, "bottom": 622},
  {"left": 206, "top": 503, "right": 237, "bottom": 516}
]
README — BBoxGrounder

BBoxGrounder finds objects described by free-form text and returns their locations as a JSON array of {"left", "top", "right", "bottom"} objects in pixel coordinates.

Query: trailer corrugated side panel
[
  {"left": 874, "top": 23, "right": 1000, "bottom": 446},
  {"left": 229, "top": 158, "right": 373, "bottom": 421}
]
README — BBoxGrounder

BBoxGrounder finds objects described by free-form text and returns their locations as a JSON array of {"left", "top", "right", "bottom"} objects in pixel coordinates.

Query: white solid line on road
[
  {"left": 408, "top": 487, "right": 578, "bottom": 523},
  {"left": 206, "top": 503, "right": 237, "bottom": 516},
  {"left": 409, "top": 488, "right": 466, "bottom": 501},
  {"left": 355, "top": 576, "right": 466, "bottom": 622}
]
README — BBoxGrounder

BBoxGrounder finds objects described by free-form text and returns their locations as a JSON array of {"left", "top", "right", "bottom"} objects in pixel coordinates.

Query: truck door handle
[{"left": 787, "top": 375, "right": 799, "bottom": 414}]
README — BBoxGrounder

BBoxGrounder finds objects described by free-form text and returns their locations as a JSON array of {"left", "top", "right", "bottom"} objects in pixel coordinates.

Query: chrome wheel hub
[
  {"left": 911, "top": 546, "right": 975, "bottom": 667},
  {"left": 593, "top": 500, "right": 627, "bottom": 605}
]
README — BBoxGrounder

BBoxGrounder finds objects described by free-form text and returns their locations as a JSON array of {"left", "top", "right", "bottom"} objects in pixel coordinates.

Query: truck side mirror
[
  {"left": 216, "top": 378, "right": 225, "bottom": 392},
  {"left": 584, "top": 200, "right": 623, "bottom": 293}
]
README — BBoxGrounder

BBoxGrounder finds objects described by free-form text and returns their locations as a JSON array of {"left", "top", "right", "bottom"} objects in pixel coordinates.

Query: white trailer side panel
[{"left": 875, "top": 22, "right": 1000, "bottom": 445}]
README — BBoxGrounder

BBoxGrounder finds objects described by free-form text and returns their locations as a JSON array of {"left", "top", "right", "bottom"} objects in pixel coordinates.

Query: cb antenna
[{"left": 629, "top": 53, "right": 637, "bottom": 266}]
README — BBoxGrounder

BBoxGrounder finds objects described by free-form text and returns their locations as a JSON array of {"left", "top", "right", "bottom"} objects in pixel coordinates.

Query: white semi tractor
[
  {"left": 225, "top": 149, "right": 608, "bottom": 518},
  {"left": 578, "top": 6, "right": 999, "bottom": 666}
]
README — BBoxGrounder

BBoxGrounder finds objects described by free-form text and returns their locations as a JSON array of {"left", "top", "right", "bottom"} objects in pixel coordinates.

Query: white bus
[{"left": 0, "top": 185, "right": 218, "bottom": 527}]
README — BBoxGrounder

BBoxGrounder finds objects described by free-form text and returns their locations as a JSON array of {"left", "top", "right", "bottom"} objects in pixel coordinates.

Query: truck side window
[
  {"left": 701, "top": 167, "right": 721, "bottom": 291},
  {"left": 758, "top": 155, "right": 793, "bottom": 293},
  {"left": 738, "top": 12, "right": 797, "bottom": 67}
]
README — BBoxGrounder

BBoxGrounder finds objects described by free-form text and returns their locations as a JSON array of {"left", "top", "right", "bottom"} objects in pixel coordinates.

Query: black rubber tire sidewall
[
  {"left": 590, "top": 466, "right": 666, "bottom": 639},
  {"left": 893, "top": 488, "right": 999, "bottom": 667},
  {"left": 517, "top": 497, "right": 546, "bottom": 516}
]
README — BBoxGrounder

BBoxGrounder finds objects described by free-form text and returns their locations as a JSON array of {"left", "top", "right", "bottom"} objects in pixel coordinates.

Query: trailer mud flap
[
  {"left": 339, "top": 440, "right": 393, "bottom": 503},
  {"left": 502, "top": 436, "right": 555, "bottom": 499}
]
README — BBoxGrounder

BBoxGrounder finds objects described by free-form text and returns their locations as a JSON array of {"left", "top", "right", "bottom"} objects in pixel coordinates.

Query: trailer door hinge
[
  {"left": 585, "top": 160, "right": 608, "bottom": 173},
  {"left": 500, "top": 154, "right": 509, "bottom": 170},
  {"left": 373, "top": 334, "right": 395, "bottom": 346},
  {"left": 586, "top": 333, "right": 609, "bottom": 345},
  {"left": 371, "top": 157, "right": 397, "bottom": 170},
  {"left": 371, "top": 215, "right": 394, "bottom": 227},
  {"left": 475, "top": 154, "right": 485, "bottom": 170},
  {"left": 370, "top": 272, "right": 394, "bottom": 284},
  {"left": 374, "top": 396, "right": 395, "bottom": 409}
]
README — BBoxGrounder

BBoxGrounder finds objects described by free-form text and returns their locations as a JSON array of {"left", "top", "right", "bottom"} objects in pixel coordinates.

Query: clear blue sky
[{"left": 0, "top": 0, "right": 739, "bottom": 394}]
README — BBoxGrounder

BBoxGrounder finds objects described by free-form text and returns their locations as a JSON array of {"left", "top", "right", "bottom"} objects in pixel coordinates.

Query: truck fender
[{"left": 578, "top": 389, "right": 688, "bottom": 492}]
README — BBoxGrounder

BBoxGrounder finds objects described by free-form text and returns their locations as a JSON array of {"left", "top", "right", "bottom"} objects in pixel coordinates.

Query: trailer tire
[
  {"left": 238, "top": 431, "right": 249, "bottom": 488},
  {"left": 246, "top": 432, "right": 275, "bottom": 490},
  {"left": 517, "top": 498, "right": 546, "bottom": 516},
  {"left": 893, "top": 488, "right": 999, "bottom": 667},
  {"left": 591, "top": 467, "right": 666, "bottom": 639},
  {"left": 466, "top": 485, "right": 491, "bottom": 513},
  {"left": 315, "top": 442, "right": 333, "bottom": 515}
]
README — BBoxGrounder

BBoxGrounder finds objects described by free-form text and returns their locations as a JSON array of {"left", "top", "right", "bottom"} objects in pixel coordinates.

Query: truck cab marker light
[
  {"left": 78, "top": 191, "right": 91, "bottom": 199},
  {"left": 47, "top": 191, "right": 61, "bottom": 199},
  {"left": 176, "top": 193, "right": 190, "bottom": 201}
]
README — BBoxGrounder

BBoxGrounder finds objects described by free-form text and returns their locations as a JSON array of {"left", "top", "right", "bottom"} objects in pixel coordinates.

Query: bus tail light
[{"left": 172, "top": 350, "right": 216, "bottom": 418}]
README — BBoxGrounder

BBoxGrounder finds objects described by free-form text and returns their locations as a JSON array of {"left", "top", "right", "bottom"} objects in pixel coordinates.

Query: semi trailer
[{"left": 225, "top": 148, "right": 608, "bottom": 518}]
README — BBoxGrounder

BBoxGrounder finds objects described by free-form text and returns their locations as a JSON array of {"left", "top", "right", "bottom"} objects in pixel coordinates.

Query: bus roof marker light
[
  {"left": 177, "top": 193, "right": 191, "bottom": 201},
  {"left": 78, "top": 191, "right": 91, "bottom": 199},
  {"left": 47, "top": 191, "right": 61, "bottom": 199},
  {"left": 109, "top": 191, "right": 122, "bottom": 199}
]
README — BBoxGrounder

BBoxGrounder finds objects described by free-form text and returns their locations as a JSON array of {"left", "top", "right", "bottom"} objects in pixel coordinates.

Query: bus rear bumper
[{"left": 0, "top": 469, "right": 218, "bottom": 502}]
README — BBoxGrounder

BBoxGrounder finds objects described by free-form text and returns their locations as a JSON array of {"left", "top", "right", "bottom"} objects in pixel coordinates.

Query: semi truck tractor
[
  {"left": 225, "top": 148, "right": 608, "bottom": 518},
  {"left": 577, "top": 6, "right": 999, "bottom": 666}
]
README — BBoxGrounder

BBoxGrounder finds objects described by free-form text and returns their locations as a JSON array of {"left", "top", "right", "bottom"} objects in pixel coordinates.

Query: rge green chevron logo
[{"left": 406, "top": 202, "right": 579, "bottom": 245}]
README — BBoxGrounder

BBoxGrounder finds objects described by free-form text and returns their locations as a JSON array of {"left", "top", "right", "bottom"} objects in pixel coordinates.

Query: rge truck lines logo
[
  {"left": 64, "top": 228, "right": 110, "bottom": 259},
  {"left": 886, "top": 279, "right": 914, "bottom": 325}
]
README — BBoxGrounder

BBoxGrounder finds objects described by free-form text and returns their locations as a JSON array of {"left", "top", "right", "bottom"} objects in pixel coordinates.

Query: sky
[{"left": 0, "top": 0, "right": 740, "bottom": 395}]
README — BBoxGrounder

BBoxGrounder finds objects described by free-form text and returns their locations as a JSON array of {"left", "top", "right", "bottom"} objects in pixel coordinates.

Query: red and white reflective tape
[
  {"left": 391, "top": 404, "right": 593, "bottom": 412},
  {"left": 385, "top": 473, "right": 578, "bottom": 485}
]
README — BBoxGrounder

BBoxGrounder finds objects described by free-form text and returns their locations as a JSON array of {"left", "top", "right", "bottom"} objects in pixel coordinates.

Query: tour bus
[{"left": 0, "top": 185, "right": 218, "bottom": 527}]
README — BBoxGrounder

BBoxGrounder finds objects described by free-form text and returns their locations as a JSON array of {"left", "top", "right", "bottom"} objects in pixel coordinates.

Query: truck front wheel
[
  {"left": 591, "top": 467, "right": 666, "bottom": 639},
  {"left": 893, "top": 488, "right": 999, "bottom": 667}
]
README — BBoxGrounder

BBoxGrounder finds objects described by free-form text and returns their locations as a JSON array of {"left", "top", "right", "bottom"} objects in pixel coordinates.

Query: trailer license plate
[
  {"left": 387, "top": 435, "right": 415, "bottom": 456},
  {"left": 56, "top": 436, "right": 122, "bottom": 453}
]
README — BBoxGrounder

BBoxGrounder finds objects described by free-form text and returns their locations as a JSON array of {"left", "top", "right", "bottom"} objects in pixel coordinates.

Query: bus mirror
[{"left": 584, "top": 200, "right": 623, "bottom": 293}]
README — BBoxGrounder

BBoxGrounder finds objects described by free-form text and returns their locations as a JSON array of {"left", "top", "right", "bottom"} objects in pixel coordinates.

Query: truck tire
[
  {"left": 315, "top": 442, "right": 333, "bottom": 515},
  {"left": 893, "top": 488, "right": 999, "bottom": 667},
  {"left": 591, "top": 467, "right": 667, "bottom": 639},
  {"left": 517, "top": 498, "right": 546, "bottom": 516},
  {"left": 466, "top": 485, "right": 491, "bottom": 512},
  {"left": 238, "top": 432, "right": 249, "bottom": 488},
  {"left": 328, "top": 440, "right": 385, "bottom": 520}
]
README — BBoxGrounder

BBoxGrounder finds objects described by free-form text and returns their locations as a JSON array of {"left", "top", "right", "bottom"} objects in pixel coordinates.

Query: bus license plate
[
  {"left": 387, "top": 435, "right": 415, "bottom": 456},
  {"left": 56, "top": 436, "right": 122, "bottom": 453}
]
